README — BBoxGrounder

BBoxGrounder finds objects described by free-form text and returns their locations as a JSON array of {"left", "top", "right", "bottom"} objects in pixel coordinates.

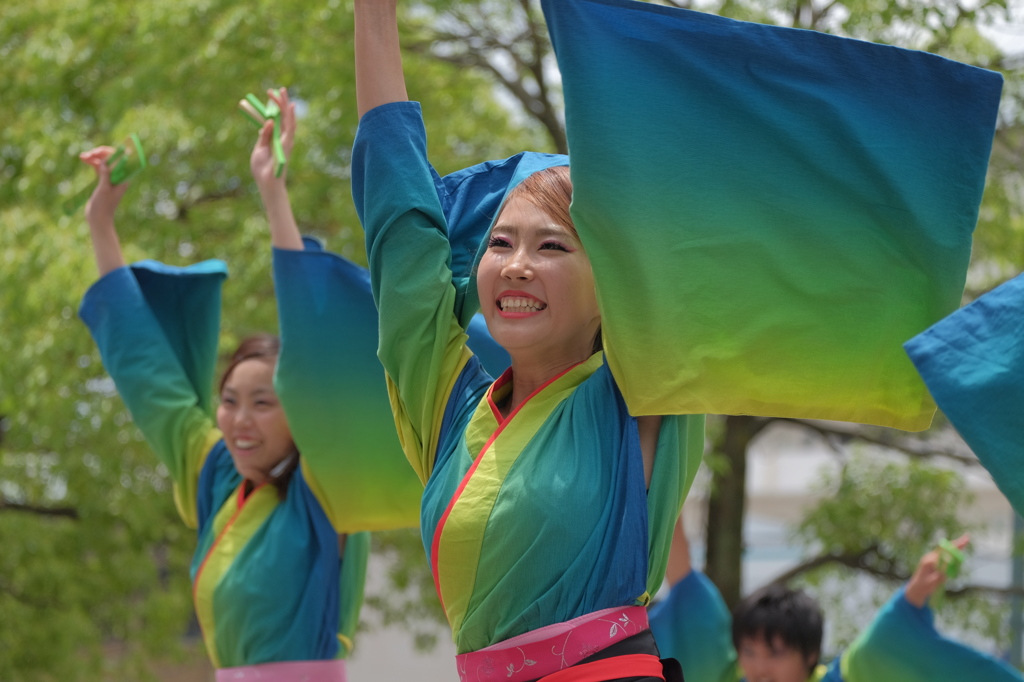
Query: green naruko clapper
[
  {"left": 62, "top": 133, "right": 147, "bottom": 217},
  {"left": 937, "top": 538, "right": 964, "bottom": 579},
  {"left": 931, "top": 538, "right": 966, "bottom": 609},
  {"left": 239, "top": 92, "right": 286, "bottom": 177}
]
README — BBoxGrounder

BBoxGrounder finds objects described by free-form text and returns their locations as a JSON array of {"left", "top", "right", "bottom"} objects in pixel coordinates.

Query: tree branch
[
  {"left": 0, "top": 580, "right": 55, "bottom": 609},
  {"left": 779, "top": 418, "right": 979, "bottom": 467},
  {"left": 0, "top": 499, "right": 80, "bottom": 520},
  {"left": 410, "top": 3, "right": 568, "bottom": 154},
  {"left": 768, "top": 546, "right": 1024, "bottom": 600},
  {"left": 768, "top": 545, "right": 882, "bottom": 585},
  {"left": 945, "top": 583, "right": 1024, "bottom": 600},
  {"left": 812, "top": 0, "right": 840, "bottom": 27},
  {"left": 176, "top": 186, "right": 247, "bottom": 221},
  {"left": 747, "top": 416, "right": 776, "bottom": 441},
  {"left": 993, "top": 52, "right": 1024, "bottom": 71}
]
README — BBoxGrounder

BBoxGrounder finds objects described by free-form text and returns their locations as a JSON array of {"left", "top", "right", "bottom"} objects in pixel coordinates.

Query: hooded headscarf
[{"left": 430, "top": 152, "right": 569, "bottom": 329}]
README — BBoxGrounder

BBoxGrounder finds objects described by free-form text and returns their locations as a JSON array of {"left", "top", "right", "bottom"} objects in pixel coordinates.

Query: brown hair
[
  {"left": 220, "top": 333, "right": 298, "bottom": 498},
  {"left": 497, "top": 166, "right": 602, "bottom": 353},
  {"left": 502, "top": 165, "right": 578, "bottom": 239},
  {"left": 220, "top": 333, "right": 281, "bottom": 392}
]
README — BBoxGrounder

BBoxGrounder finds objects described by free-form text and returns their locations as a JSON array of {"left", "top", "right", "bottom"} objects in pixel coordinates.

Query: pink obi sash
[
  {"left": 456, "top": 605, "right": 650, "bottom": 682},
  {"left": 215, "top": 659, "right": 347, "bottom": 682}
]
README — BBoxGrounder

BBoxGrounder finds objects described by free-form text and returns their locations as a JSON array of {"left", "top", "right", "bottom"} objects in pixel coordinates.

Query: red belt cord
[{"left": 538, "top": 653, "right": 665, "bottom": 682}]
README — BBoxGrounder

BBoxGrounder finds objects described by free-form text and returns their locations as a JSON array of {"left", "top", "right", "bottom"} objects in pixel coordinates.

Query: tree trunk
[{"left": 705, "top": 415, "right": 758, "bottom": 610}]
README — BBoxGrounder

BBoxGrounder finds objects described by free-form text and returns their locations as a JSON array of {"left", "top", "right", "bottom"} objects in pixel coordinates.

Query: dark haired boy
[
  {"left": 732, "top": 583, "right": 824, "bottom": 682},
  {"left": 649, "top": 518, "right": 1021, "bottom": 682}
]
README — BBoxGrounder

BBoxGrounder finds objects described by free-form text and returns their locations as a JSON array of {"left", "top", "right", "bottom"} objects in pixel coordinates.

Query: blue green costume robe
[
  {"left": 538, "top": 0, "right": 1002, "bottom": 432},
  {"left": 346, "top": 100, "right": 706, "bottom": 654},
  {"left": 648, "top": 570, "right": 1023, "bottom": 682},
  {"left": 274, "top": 0, "right": 1003, "bottom": 661},
  {"left": 80, "top": 260, "right": 369, "bottom": 668},
  {"left": 272, "top": 237, "right": 512, "bottom": 536},
  {"left": 905, "top": 272, "right": 1024, "bottom": 516},
  {"left": 531, "top": 4, "right": 1015, "bottom": 678}
]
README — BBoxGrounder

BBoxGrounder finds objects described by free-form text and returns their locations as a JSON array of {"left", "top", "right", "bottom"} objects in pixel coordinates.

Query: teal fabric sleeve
[
  {"left": 79, "top": 261, "right": 227, "bottom": 527},
  {"left": 649, "top": 571, "right": 738, "bottom": 682},
  {"left": 352, "top": 102, "right": 474, "bottom": 484},
  {"left": 539, "top": 0, "right": 1002, "bottom": 431},
  {"left": 905, "top": 272, "right": 1024, "bottom": 516},
  {"left": 273, "top": 236, "right": 510, "bottom": 531},
  {"left": 840, "top": 588, "right": 1022, "bottom": 681},
  {"left": 128, "top": 260, "right": 227, "bottom": 416},
  {"left": 337, "top": 531, "right": 370, "bottom": 658},
  {"left": 645, "top": 416, "right": 707, "bottom": 602},
  {"left": 273, "top": 240, "right": 425, "bottom": 532}
]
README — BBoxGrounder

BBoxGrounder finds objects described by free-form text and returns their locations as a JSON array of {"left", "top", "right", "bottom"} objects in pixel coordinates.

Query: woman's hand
[
  {"left": 80, "top": 146, "right": 131, "bottom": 229},
  {"left": 250, "top": 87, "right": 296, "bottom": 192},
  {"left": 904, "top": 534, "right": 969, "bottom": 608},
  {"left": 79, "top": 146, "right": 128, "bottom": 276},
  {"left": 250, "top": 87, "right": 303, "bottom": 251}
]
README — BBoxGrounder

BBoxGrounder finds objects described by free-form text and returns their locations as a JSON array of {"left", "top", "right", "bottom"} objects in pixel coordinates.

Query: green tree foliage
[
  {"left": 794, "top": 454, "right": 1010, "bottom": 654},
  {"left": 798, "top": 457, "right": 970, "bottom": 568},
  {"left": 0, "top": 1, "right": 536, "bottom": 679}
]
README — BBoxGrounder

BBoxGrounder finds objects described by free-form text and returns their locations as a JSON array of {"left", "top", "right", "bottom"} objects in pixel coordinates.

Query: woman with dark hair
[
  {"left": 76, "top": 95, "right": 372, "bottom": 681},
  {"left": 215, "top": 334, "right": 300, "bottom": 497}
]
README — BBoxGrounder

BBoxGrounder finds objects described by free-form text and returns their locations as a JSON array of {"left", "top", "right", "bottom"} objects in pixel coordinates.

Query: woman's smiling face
[
  {"left": 216, "top": 357, "right": 294, "bottom": 485},
  {"left": 476, "top": 193, "right": 600, "bottom": 366}
]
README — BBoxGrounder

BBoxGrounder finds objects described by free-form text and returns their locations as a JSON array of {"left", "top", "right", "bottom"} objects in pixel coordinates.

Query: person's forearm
[
  {"left": 355, "top": 0, "right": 408, "bottom": 118},
  {"left": 259, "top": 183, "right": 304, "bottom": 250},
  {"left": 665, "top": 515, "right": 693, "bottom": 586},
  {"left": 88, "top": 218, "right": 126, "bottom": 276}
]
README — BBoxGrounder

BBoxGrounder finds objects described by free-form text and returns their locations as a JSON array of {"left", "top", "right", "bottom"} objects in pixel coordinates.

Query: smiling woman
[
  {"left": 281, "top": 2, "right": 708, "bottom": 681},
  {"left": 476, "top": 168, "right": 602, "bottom": 407},
  {"left": 74, "top": 98, "right": 373, "bottom": 682},
  {"left": 216, "top": 335, "right": 298, "bottom": 494}
]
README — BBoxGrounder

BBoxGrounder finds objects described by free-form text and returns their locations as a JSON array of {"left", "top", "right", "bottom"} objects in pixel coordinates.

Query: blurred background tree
[
  {"left": 1, "top": 1, "right": 537, "bottom": 679},
  {"left": 2, "top": 0, "right": 1023, "bottom": 679}
]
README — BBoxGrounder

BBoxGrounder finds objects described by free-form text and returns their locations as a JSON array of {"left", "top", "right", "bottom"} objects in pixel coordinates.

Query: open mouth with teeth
[
  {"left": 498, "top": 296, "right": 547, "bottom": 313},
  {"left": 234, "top": 438, "right": 260, "bottom": 452}
]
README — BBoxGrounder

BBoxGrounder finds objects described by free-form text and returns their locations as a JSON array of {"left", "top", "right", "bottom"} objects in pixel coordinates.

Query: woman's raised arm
[
  {"left": 354, "top": 0, "right": 408, "bottom": 118},
  {"left": 350, "top": 0, "right": 479, "bottom": 482},
  {"left": 80, "top": 146, "right": 129, "bottom": 276}
]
